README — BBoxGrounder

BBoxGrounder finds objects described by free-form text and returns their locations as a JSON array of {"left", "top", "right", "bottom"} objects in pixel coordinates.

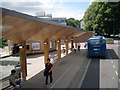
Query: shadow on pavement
[
  {"left": 27, "top": 50, "right": 57, "bottom": 59},
  {"left": 105, "top": 49, "right": 119, "bottom": 59},
  {"left": 22, "top": 69, "right": 45, "bottom": 88},
  {"left": 0, "top": 60, "right": 19, "bottom": 66},
  {"left": 27, "top": 54, "right": 44, "bottom": 59},
  {"left": 89, "top": 49, "right": 119, "bottom": 60}
]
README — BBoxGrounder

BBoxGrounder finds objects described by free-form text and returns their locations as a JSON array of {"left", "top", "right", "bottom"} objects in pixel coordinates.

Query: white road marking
[
  {"left": 115, "top": 45, "right": 120, "bottom": 47},
  {"left": 77, "top": 59, "right": 91, "bottom": 88},
  {"left": 111, "top": 61, "right": 113, "bottom": 63},
  {"left": 100, "top": 60, "right": 118, "bottom": 88},
  {"left": 119, "top": 79, "right": 120, "bottom": 83},
  {"left": 107, "top": 52, "right": 112, "bottom": 59},
  {"left": 115, "top": 71, "right": 118, "bottom": 76},
  {"left": 113, "top": 77, "right": 114, "bottom": 79},
  {"left": 113, "top": 65, "right": 115, "bottom": 69}
]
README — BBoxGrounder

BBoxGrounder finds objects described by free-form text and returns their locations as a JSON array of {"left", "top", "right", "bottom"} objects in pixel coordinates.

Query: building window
[
  {"left": 50, "top": 41, "right": 52, "bottom": 48},
  {"left": 26, "top": 45, "right": 29, "bottom": 50},
  {"left": 55, "top": 40, "right": 57, "bottom": 48},
  {"left": 26, "top": 43, "right": 30, "bottom": 50},
  {"left": 32, "top": 42, "right": 40, "bottom": 50}
]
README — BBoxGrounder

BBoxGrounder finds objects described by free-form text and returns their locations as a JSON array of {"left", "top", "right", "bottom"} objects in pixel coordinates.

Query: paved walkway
[
  {"left": 0, "top": 41, "right": 119, "bottom": 89},
  {"left": 22, "top": 42, "right": 119, "bottom": 88},
  {"left": 26, "top": 49, "right": 72, "bottom": 80},
  {"left": 26, "top": 43, "right": 86, "bottom": 79},
  {"left": 0, "top": 46, "right": 11, "bottom": 57},
  {"left": 0, "top": 43, "right": 87, "bottom": 80},
  {"left": 22, "top": 49, "right": 89, "bottom": 88}
]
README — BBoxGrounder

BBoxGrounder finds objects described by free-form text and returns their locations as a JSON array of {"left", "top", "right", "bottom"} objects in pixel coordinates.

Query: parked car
[{"left": 110, "top": 34, "right": 119, "bottom": 38}]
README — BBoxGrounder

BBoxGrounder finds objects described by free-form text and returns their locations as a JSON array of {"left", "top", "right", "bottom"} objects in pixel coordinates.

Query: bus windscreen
[{"left": 90, "top": 40, "right": 100, "bottom": 44}]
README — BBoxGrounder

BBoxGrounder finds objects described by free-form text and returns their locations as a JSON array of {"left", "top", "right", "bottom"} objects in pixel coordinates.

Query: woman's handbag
[{"left": 44, "top": 70, "right": 47, "bottom": 76}]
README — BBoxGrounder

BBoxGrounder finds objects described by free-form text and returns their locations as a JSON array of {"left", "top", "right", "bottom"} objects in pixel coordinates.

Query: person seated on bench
[{"left": 9, "top": 69, "right": 22, "bottom": 89}]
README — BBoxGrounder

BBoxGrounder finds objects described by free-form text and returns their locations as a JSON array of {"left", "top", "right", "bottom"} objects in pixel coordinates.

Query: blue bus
[{"left": 87, "top": 35, "right": 106, "bottom": 57}]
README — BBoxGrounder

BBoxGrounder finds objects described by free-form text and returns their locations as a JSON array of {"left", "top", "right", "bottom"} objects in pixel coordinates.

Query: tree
[
  {"left": 0, "top": 38, "right": 8, "bottom": 48},
  {"left": 66, "top": 18, "right": 81, "bottom": 28},
  {"left": 83, "top": 2, "right": 120, "bottom": 35}
]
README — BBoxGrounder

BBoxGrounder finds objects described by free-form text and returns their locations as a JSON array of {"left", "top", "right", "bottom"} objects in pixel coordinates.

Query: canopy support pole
[
  {"left": 65, "top": 39, "right": 68, "bottom": 54},
  {"left": 75, "top": 38, "right": 77, "bottom": 49},
  {"left": 71, "top": 38, "right": 74, "bottom": 50},
  {"left": 44, "top": 39, "right": 49, "bottom": 64},
  {"left": 20, "top": 41, "right": 27, "bottom": 81},
  {"left": 57, "top": 39, "right": 61, "bottom": 59}
]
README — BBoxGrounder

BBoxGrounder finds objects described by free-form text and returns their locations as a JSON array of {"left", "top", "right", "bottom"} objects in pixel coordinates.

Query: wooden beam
[
  {"left": 2, "top": 14, "right": 85, "bottom": 43},
  {"left": 20, "top": 41, "right": 27, "bottom": 80},
  {"left": 65, "top": 39, "right": 68, "bottom": 54},
  {"left": 53, "top": 40, "right": 56, "bottom": 50},
  {"left": 57, "top": 39, "right": 61, "bottom": 59},
  {"left": 44, "top": 39, "right": 49, "bottom": 64},
  {"left": 71, "top": 38, "right": 74, "bottom": 49},
  {"left": 75, "top": 38, "right": 77, "bottom": 49}
]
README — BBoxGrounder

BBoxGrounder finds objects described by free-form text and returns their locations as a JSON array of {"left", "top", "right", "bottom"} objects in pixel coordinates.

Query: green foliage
[
  {"left": 106, "top": 38, "right": 114, "bottom": 40},
  {"left": 66, "top": 18, "right": 81, "bottom": 28},
  {"left": 83, "top": 2, "right": 120, "bottom": 35},
  {"left": 0, "top": 38, "right": 8, "bottom": 48}
]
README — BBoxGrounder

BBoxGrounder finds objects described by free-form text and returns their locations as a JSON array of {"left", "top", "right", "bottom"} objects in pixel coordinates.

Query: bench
[
  {"left": 1, "top": 70, "right": 21, "bottom": 90},
  {"left": 1, "top": 79, "right": 21, "bottom": 90},
  {"left": 1, "top": 77, "right": 13, "bottom": 90},
  {"left": 2, "top": 85, "right": 14, "bottom": 90}
]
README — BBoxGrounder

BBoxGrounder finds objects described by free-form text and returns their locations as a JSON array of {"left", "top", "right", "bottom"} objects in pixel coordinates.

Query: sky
[{"left": 1, "top": 0, "right": 94, "bottom": 20}]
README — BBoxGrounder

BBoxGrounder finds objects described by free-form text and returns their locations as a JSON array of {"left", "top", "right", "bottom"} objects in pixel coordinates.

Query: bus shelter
[{"left": 1, "top": 7, "right": 93, "bottom": 80}]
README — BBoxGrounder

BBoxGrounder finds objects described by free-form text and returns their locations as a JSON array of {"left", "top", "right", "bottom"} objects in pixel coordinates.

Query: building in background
[
  {"left": 41, "top": 18, "right": 66, "bottom": 25},
  {"left": 80, "top": 20, "right": 84, "bottom": 30},
  {"left": 36, "top": 12, "right": 66, "bottom": 25}
]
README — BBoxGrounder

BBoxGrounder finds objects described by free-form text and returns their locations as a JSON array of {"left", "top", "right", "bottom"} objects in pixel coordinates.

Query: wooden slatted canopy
[
  {"left": 0, "top": 8, "right": 93, "bottom": 80},
  {"left": 77, "top": 31, "right": 94, "bottom": 42},
  {"left": 1, "top": 8, "right": 86, "bottom": 43}
]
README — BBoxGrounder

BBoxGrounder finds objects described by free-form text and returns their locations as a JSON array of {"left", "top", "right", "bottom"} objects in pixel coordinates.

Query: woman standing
[{"left": 45, "top": 58, "right": 53, "bottom": 86}]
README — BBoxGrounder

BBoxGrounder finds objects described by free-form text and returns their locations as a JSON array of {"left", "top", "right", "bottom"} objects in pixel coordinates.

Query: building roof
[{"left": 1, "top": 7, "right": 90, "bottom": 43}]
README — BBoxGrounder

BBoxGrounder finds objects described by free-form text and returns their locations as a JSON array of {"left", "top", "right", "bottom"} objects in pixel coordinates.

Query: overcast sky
[{"left": 1, "top": 0, "right": 95, "bottom": 20}]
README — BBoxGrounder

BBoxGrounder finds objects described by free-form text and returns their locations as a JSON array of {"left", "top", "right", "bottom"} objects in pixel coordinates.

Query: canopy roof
[
  {"left": 1, "top": 8, "right": 90, "bottom": 43},
  {"left": 77, "top": 31, "right": 93, "bottom": 42}
]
